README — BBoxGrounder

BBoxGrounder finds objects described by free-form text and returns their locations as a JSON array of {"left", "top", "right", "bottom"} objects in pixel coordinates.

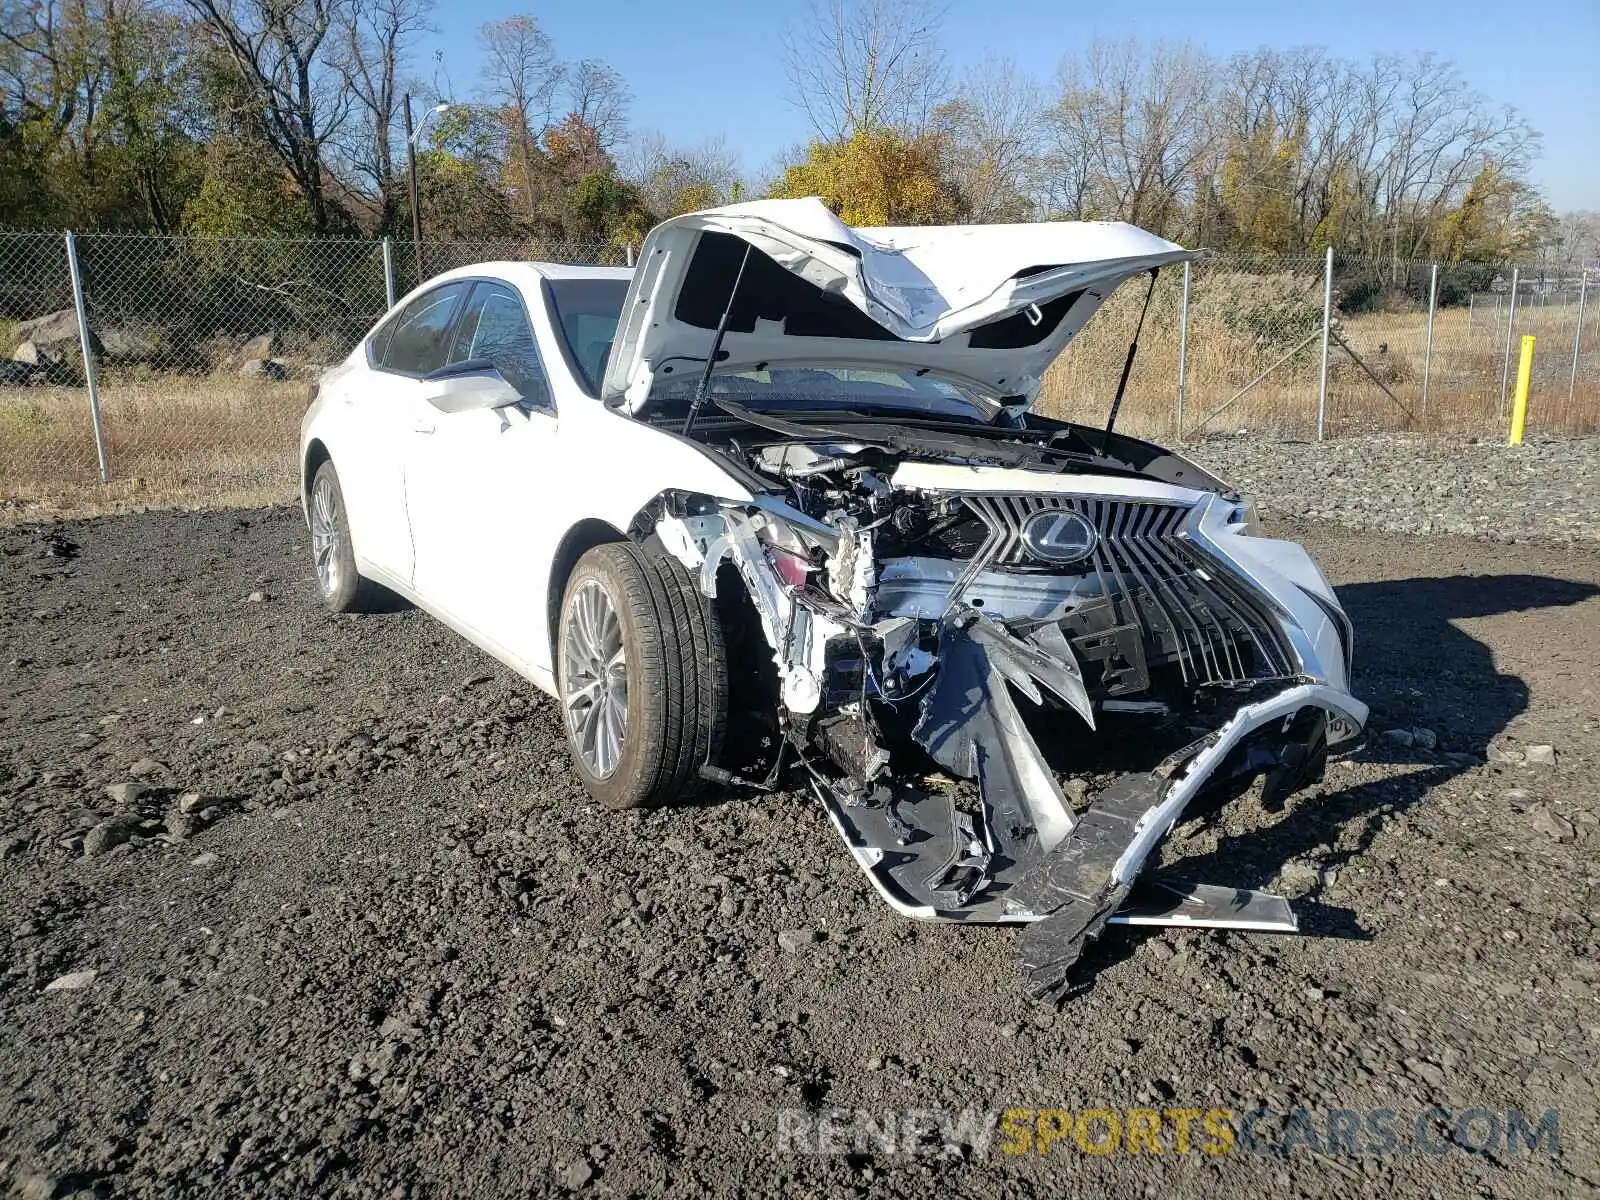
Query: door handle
[{"left": 413, "top": 420, "right": 435, "bottom": 435}]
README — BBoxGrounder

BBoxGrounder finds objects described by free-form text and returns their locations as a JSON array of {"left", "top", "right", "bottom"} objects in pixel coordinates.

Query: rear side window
[
  {"left": 376, "top": 283, "right": 468, "bottom": 375},
  {"left": 446, "top": 282, "right": 551, "bottom": 406}
]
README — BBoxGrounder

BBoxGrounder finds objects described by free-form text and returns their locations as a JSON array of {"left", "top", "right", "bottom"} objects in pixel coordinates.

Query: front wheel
[
  {"left": 557, "top": 543, "right": 727, "bottom": 810},
  {"left": 307, "top": 460, "right": 381, "bottom": 613}
]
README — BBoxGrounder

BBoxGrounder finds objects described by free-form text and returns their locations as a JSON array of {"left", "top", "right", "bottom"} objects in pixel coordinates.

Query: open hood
[{"left": 602, "top": 197, "right": 1193, "bottom": 414}]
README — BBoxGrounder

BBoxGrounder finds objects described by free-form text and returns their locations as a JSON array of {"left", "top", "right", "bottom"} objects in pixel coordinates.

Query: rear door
[
  {"left": 404, "top": 279, "right": 562, "bottom": 659},
  {"left": 337, "top": 281, "right": 470, "bottom": 582}
]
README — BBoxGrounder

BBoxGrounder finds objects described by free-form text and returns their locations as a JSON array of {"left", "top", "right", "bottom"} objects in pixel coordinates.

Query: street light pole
[
  {"left": 402, "top": 96, "right": 451, "bottom": 286},
  {"left": 403, "top": 93, "right": 422, "bottom": 284}
]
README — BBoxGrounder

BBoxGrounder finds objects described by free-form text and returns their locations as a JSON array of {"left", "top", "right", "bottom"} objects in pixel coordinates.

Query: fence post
[
  {"left": 63, "top": 231, "right": 109, "bottom": 485},
  {"left": 1499, "top": 267, "right": 1520, "bottom": 418},
  {"left": 1316, "top": 245, "right": 1333, "bottom": 441},
  {"left": 1422, "top": 263, "right": 1438, "bottom": 419},
  {"left": 1573, "top": 270, "right": 1589, "bottom": 405},
  {"left": 1467, "top": 294, "right": 1474, "bottom": 334},
  {"left": 625, "top": 243, "right": 636, "bottom": 268},
  {"left": 1175, "top": 259, "right": 1190, "bottom": 440},
  {"left": 381, "top": 236, "right": 396, "bottom": 310}
]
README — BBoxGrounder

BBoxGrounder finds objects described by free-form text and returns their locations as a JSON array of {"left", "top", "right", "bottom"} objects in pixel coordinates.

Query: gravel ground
[
  {"left": 2, "top": 497, "right": 1599, "bottom": 1197},
  {"left": 1190, "top": 434, "right": 1600, "bottom": 544}
]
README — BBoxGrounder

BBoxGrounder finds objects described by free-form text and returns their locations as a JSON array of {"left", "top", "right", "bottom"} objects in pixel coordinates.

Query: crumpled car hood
[{"left": 602, "top": 197, "right": 1193, "bottom": 412}]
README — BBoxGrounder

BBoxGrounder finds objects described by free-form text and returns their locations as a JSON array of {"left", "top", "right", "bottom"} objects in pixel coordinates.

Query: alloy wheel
[
  {"left": 562, "top": 580, "right": 628, "bottom": 777},
  {"left": 310, "top": 473, "right": 343, "bottom": 599}
]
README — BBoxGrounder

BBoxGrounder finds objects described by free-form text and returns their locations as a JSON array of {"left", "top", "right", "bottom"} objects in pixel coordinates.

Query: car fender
[
  {"left": 549, "top": 402, "right": 758, "bottom": 533},
  {"left": 528, "top": 402, "right": 759, "bottom": 675}
]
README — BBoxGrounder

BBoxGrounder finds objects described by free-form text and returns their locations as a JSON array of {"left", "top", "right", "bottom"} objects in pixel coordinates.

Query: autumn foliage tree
[{"left": 771, "top": 129, "right": 958, "bottom": 226}]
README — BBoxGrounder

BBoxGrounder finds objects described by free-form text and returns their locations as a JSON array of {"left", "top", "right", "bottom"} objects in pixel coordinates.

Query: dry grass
[
  {"left": 1040, "top": 280, "right": 1599, "bottom": 440},
  {"left": 2, "top": 288, "right": 1596, "bottom": 523},
  {"left": 0, "top": 374, "right": 305, "bottom": 524}
]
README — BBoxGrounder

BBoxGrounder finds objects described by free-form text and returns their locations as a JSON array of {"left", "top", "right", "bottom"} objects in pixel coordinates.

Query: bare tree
[
  {"left": 333, "top": 0, "right": 431, "bottom": 231},
  {"left": 933, "top": 56, "right": 1041, "bottom": 222},
  {"left": 477, "top": 14, "right": 563, "bottom": 204},
  {"left": 1038, "top": 39, "right": 1215, "bottom": 236},
  {"left": 622, "top": 129, "right": 742, "bottom": 216},
  {"left": 1369, "top": 53, "right": 1538, "bottom": 265},
  {"left": 1203, "top": 48, "right": 1540, "bottom": 259},
  {"left": 180, "top": 0, "right": 356, "bottom": 230},
  {"left": 566, "top": 57, "right": 630, "bottom": 153},
  {"left": 782, "top": 0, "right": 949, "bottom": 139},
  {"left": 477, "top": 14, "right": 563, "bottom": 131},
  {"left": 1549, "top": 210, "right": 1600, "bottom": 272}
]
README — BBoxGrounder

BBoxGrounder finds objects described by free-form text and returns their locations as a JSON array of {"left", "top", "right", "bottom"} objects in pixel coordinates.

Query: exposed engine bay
[{"left": 635, "top": 403, "right": 1367, "bottom": 1002}]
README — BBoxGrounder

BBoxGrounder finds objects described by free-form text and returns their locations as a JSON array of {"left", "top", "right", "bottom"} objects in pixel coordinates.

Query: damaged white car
[{"left": 300, "top": 197, "right": 1367, "bottom": 1000}]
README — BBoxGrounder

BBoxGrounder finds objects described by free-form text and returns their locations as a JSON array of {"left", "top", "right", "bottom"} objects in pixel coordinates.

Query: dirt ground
[{"left": 1, "top": 507, "right": 1597, "bottom": 1198}]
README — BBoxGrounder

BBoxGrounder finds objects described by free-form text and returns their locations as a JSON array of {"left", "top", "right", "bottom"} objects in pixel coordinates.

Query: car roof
[{"left": 421, "top": 261, "right": 633, "bottom": 289}]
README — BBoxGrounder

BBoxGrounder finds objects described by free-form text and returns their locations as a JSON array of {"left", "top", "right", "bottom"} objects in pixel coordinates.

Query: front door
[
  {"left": 405, "top": 280, "right": 563, "bottom": 670},
  {"left": 338, "top": 280, "right": 470, "bottom": 582}
]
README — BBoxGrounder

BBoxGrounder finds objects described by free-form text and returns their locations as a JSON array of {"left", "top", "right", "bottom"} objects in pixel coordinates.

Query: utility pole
[{"left": 404, "top": 93, "right": 422, "bottom": 283}]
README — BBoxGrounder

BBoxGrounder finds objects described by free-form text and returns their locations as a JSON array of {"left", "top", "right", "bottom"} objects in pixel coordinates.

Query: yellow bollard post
[{"left": 1508, "top": 334, "right": 1535, "bottom": 446}]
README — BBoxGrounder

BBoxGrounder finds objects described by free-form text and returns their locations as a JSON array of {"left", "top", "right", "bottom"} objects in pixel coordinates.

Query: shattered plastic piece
[
  {"left": 912, "top": 612, "right": 1077, "bottom": 855},
  {"left": 1113, "top": 877, "right": 1298, "bottom": 931},
  {"left": 968, "top": 612, "right": 1095, "bottom": 731},
  {"left": 819, "top": 713, "right": 890, "bottom": 782},
  {"left": 921, "top": 807, "right": 993, "bottom": 906},
  {"left": 1018, "top": 773, "right": 1161, "bottom": 1001},
  {"left": 1016, "top": 682, "right": 1365, "bottom": 1000}
]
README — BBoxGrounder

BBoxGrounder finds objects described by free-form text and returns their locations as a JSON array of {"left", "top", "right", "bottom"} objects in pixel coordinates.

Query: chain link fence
[
  {"left": 0, "top": 230, "right": 1594, "bottom": 518},
  {"left": 1043, "top": 251, "right": 1597, "bottom": 443},
  {"left": 0, "top": 232, "right": 613, "bottom": 517}
]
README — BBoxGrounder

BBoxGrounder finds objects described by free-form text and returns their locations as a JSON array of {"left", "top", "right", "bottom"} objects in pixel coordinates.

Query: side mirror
[{"left": 422, "top": 361, "right": 522, "bottom": 413}]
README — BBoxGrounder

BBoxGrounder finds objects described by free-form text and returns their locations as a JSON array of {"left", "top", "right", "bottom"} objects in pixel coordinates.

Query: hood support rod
[
  {"left": 684, "top": 241, "right": 754, "bottom": 439},
  {"left": 1102, "top": 267, "right": 1159, "bottom": 447}
]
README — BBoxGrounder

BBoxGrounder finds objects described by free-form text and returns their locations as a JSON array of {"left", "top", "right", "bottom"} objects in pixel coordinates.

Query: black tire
[
  {"left": 557, "top": 542, "right": 728, "bottom": 810},
  {"left": 307, "top": 460, "right": 382, "bottom": 614}
]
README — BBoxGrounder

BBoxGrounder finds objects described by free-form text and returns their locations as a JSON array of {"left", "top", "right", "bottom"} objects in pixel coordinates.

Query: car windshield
[
  {"left": 650, "top": 366, "right": 1001, "bottom": 423},
  {"left": 544, "top": 277, "right": 628, "bottom": 397}
]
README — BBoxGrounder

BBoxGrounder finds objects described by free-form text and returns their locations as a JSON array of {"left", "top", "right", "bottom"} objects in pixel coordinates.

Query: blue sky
[{"left": 417, "top": 0, "right": 1599, "bottom": 211}]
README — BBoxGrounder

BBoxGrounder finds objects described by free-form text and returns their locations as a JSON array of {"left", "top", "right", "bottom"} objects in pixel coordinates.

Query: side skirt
[{"left": 357, "top": 558, "right": 560, "bottom": 699}]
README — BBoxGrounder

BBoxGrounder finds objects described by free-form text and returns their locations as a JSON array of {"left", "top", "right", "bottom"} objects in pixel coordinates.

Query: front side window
[
  {"left": 378, "top": 282, "right": 468, "bottom": 375},
  {"left": 447, "top": 282, "right": 552, "bottom": 407}
]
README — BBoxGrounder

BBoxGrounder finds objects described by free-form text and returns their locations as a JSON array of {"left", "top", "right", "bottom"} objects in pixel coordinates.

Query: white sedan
[{"left": 301, "top": 198, "right": 1366, "bottom": 1000}]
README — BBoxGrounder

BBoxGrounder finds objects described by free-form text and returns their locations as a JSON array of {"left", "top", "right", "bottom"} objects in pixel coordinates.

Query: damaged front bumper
[
  {"left": 819, "top": 663, "right": 1364, "bottom": 1001},
  {"left": 647, "top": 483, "right": 1368, "bottom": 1001}
]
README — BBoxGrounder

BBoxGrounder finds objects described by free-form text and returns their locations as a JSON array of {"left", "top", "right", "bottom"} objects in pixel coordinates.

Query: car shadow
[{"left": 1059, "top": 571, "right": 1600, "bottom": 999}]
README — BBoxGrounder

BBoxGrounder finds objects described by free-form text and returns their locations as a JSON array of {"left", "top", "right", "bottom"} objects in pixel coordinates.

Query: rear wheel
[
  {"left": 558, "top": 542, "right": 727, "bottom": 809},
  {"left": 308, "top": 460, "right": 381, "bottom": 613}
]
